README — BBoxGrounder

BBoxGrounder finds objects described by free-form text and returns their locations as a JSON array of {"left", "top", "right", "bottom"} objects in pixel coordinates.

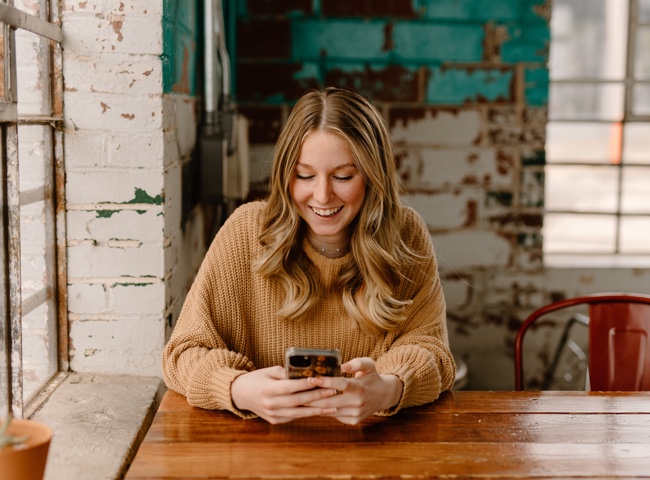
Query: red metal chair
[{"left": 515, "top": 293, "right": 650, "bottom": 391}]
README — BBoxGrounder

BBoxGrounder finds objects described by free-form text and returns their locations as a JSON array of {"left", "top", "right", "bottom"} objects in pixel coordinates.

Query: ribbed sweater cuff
[{"left": 187, "top": 365, "right": 258, "bottom": 419}]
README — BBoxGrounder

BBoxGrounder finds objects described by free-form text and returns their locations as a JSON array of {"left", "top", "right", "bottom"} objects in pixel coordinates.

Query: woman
[{"left": 162, "top": 87, "right": 455, "bottom": 425}]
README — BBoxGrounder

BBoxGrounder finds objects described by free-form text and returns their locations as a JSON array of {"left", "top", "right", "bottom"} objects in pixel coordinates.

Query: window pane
[
  {"left": 636, "top": 27, "right": 650, "bottom": 80},
  {"left": 641, "top": 0, "right": 650, "bottom": 21},
  {"left": 546, "top": 165, "right": 619, "bottom": 212},
  {"left": 620, "top": 216, "right": 650, "bottom": 253},
  {"left": 546, "top": 122, "right": 620, "bottom": 163},
  {"left": 18, "top": 124, "right": 57, "bottom": 407},
  {"left": 632, "top": 84, "right": 650, "bottom": 116},
  {"left": 621, "top": 166, "right": 650, "bottom": 213},
  {"left": 623, "top": 122, "right": 650, "bottom": 162},
  {"left": 549, "top": 83, "right": 623, "bottom": 120},
  {"left": 16, "top": 28, "right": 51, "bottom": 116},
  {"left": 22, "top": 302, "right": 57, "bottom": 404},
  {"left": 544, "top": 213, "right": 616, "bottom": 253},
  {"left": 549, "top": 0, "right": 627, "bottom": 80}
]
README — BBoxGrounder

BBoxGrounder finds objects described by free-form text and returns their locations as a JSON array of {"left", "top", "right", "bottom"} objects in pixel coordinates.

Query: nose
[{"left": 313, "top": 177, "right": 332, "bottom": 204}]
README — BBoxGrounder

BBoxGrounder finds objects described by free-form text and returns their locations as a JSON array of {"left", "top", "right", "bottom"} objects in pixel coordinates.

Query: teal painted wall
[
  {"left": 232, "top": 0, "right": 549, "bottom": 110},
  {"left": 163, "top": 0, "right": 200, "bottom": 95}
]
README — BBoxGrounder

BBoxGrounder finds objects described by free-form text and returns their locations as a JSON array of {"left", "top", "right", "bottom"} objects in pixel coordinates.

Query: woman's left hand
[{"left": 304, "top": 357, "right": 403, "bottom": 425}]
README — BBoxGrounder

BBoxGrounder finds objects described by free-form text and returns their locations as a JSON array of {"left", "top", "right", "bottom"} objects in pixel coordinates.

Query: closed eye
[
  {"left": 296, "top": 174, "right": 315, "bottom": 180},
  {"left": 334, "top": 176, "right": 353, "bottom": 181}
]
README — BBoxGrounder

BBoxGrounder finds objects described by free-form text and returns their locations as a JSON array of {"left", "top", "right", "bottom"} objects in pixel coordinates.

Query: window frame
[
  {"left": 544, "top": 0, "right": 650, "bottom": 267},
  {"left": 0, "top": 0, "right": 66, "bottom": 419}
]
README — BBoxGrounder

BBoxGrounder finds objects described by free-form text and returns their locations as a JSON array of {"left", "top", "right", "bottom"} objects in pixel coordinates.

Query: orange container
[{"left": 0, "top": 418, "right": 52, "bottom": 480}]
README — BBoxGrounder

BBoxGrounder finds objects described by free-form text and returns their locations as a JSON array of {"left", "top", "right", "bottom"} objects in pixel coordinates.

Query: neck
[{"left": 307, "top": 235, "right": 350, "bottom": 259}]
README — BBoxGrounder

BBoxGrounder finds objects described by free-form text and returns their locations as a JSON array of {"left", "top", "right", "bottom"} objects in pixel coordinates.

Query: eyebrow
[{"left": 295, "top": 162, "right": 357, "bottom": 170}]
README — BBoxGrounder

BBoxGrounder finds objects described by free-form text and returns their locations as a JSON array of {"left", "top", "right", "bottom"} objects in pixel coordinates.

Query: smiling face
[{"left": 289, "top": 130, "right": 366, "bottom": 251}]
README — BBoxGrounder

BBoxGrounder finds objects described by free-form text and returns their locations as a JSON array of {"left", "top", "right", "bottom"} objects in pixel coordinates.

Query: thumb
[{"left": 341, "top": 357, "right": 377, "bottom": 377}]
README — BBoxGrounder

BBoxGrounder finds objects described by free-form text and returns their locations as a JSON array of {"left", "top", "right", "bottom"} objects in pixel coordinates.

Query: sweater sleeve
[
  {"left": 373, "top": 207, "right": 456, "bottom": 415},
  {"left": 161, "top": 203, "right": 261, "bottom": 419}
]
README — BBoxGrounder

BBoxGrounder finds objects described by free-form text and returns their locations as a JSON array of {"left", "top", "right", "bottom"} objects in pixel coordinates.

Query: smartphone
[{"left": 285, "top": 347, "right": 342, "bottom": 379}]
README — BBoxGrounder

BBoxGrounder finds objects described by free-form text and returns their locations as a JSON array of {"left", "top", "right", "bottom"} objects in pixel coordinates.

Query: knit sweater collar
[{"left": 302, "top": 238, "right": 350, "bottom": 282}]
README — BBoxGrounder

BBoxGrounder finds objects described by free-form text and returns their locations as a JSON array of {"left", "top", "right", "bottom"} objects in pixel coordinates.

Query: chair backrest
[{"left": 515, "top": 293, "right": 650, "bottom": 391}]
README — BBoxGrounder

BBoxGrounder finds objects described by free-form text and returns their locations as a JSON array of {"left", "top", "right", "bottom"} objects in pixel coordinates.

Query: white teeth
[{"left": 312, "top": 206, "right": 342, "bottom": 217}]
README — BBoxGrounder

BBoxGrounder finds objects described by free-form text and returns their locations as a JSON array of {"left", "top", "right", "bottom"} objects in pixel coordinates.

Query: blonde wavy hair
[{"left": 253, "top": 87, "right": 417, "bottom": 336}]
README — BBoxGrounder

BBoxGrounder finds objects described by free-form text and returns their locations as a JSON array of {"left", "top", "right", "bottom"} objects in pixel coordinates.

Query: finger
[{"left": 341, "top": 357, "right": 376, "bottom": 376}]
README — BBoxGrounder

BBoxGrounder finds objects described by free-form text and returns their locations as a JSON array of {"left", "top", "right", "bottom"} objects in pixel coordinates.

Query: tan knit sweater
[{"left": 162, "top": 201, "right": 455, "bottom": 419}]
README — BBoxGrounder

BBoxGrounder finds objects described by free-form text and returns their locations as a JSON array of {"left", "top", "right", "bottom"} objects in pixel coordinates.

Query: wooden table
[{"left": 125, "top": 390, "right": 650, "bottom": 479}]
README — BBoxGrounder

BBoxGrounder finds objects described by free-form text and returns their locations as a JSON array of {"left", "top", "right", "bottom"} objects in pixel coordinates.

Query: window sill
[
  {"left": 544, "top": 254, "right": 650, "bottom": 269},
  {"left": 31, "top": 372, "right": 165, "bottom": 480}
]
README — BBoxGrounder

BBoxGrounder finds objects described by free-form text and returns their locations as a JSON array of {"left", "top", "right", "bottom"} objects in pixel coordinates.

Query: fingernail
[{"left": 322, "top": 408, "right": 337, "bottom": 414}]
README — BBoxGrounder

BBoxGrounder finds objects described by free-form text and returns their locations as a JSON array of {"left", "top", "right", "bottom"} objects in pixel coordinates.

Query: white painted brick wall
[
  {"left": 60, "top": 2, "right": 204, "bottom": 376},
  {"left": 391, "top": 109, "right": 482, "bottom": 146}
]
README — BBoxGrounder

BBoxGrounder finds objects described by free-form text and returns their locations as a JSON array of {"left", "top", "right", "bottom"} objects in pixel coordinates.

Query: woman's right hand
[{"left": 230, "top": 366, "right": 338, "bottom": 424}]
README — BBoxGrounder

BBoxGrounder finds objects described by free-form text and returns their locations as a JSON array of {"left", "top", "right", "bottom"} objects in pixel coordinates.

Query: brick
[
  {"left": 67, "top": 244, "right": 164, "bottom": 278},
  {"left": 524, "top": 67, "right": 549, "bottom": 106},
  {"left": 64, "top": 131, "right": 108, "bottom": 168},
  {"left": 237, "top": 106, "right": 284, "bottom": 144},
  {"left": 64, "top": 92, "right": 163, "bottom": 133},
  {"left": 245, "top": 0, "right": 313, "bottom": 15},
  {"left": 433, "top": 231, "right": 511, "bottom": 268},
  {"left": 237, "top": 63, "right": 319, "bottom": 102},
  {"left": 520, "top": 169, "right": 544, "bottom": 208},
  {"left": 390, "top": 107, "right": 482, "bottom": 146},
  {"left": 61, "top": 0, "right": 162, "bottom": 15},
  {"left": 403, "top": 192, "right": 482, "bottom": 230},
  {"left": 238, "top": 19, "right": 291, "bottom": 58},
  {"left": 62, "top": 51, "right": 161, "bottom": 95},
  {"left": 163, "top": 95, "right": 198, "bottom": 158},
  {"left": 398, "top": 147, "right": 513, "bottom": 191},
  {"left": 501, "top": 24, "right": 549, "bottom": 64},
  {"left": 163, "top": 164, "right": 182, "bottom": 234},
  {"left": 292, "top": 19, "right": 386, "bottom": 59},
  {"left": 324, "top": 64, "right": 425, "bottom": 102},
  {"left": 393, "top": 23, "right": 484, "bottom": 62},
  {"left": 66, "top": 170, "right": 163, "bottom": 205},
  {"left": 440, "top": 278, "right": 473, "bottom": 311},
  {"left": 67, "top": 283, "right": 108, "bottom": 315},
  {"left": 426, "top": 66, "right": 515, "bottom": 104},
  {"left": 322, "top": 0, "right": 418, "bottom": 18},
  {"left": 423, "top": 0, "right": 521, "bottom": 21},
  {"left": 69, "top": 317, "right": 164, "bottom": 376},
  {"left": 108, "top": 132, "right": 165, "bottom": 168},
  {"left": 62, "top": 13, "right": 163, "bottom": 55},
  {"left": 111, "top": 282, "right": 164, "bottom": 315},
  {"left": 66, "top": 209, "right": 164, "bottom": 245}
]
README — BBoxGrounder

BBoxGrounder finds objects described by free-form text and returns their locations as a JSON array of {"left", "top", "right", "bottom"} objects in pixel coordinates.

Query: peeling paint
[
  {"left": 110, "top": 15, "right": 125, "bottom": 42},
  {"left": 121, "top": 113, "right": 135, "bottom": 120},
  {"left": 96, "top": 210, "right": 119, "bottom": 219},
  {"left": 127, "top": 188, "right": 163, "bottom": 205}
]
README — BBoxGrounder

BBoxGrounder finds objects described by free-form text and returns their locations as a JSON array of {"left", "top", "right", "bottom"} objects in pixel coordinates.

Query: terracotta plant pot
[{"left": 0, "top": 418, "right": 52, "bottom": 480}]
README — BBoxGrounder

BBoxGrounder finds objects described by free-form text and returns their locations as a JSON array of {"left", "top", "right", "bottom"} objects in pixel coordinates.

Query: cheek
[{"left": 289, "top": 181, "right": 308, "bottom": 205}]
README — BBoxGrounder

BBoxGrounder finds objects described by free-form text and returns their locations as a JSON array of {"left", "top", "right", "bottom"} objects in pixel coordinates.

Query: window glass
[
  {"left": 623, "top": 123, "right": 650, "bottom": 162},
  {"left": 632, "top": 84, "right": 650, "bottom": 115},
  {"left": 545, "top": 165, "right": 619, "bottom": 212},
  {"left": 640, "top": 0, "right": 650, "bottom": 22},
  {"left": 621, "top": 166, "right": 650, "bottom": 213},
  {"left": 620, "top": 216, "right": 650, "bottom": 252},
  {"left": 549, "top": 83, "right": 624, "bottom": 121},
  {"left": 544, "top": 213, "right": 617, "bottom": 253},
  {"left": 635, "top": 27, "right": 650, "bottom": 79},
  {"left": 546, "top": 122, "right": 621, "bottom": 163},
  {"left": 549, "top": 0, "right": 628, "bottom": 81}
]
